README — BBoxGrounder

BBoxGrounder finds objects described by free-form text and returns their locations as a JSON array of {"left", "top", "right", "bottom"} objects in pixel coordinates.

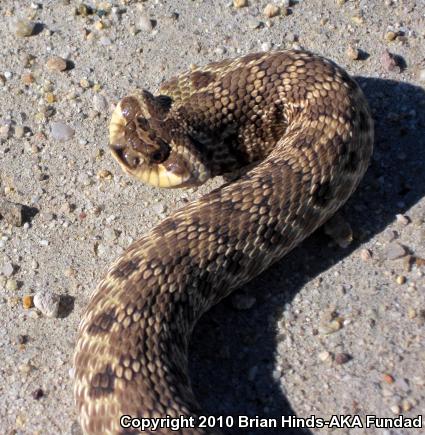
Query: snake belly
[{"left": 73, "top": 50, "right": 373, "bottom": 434}]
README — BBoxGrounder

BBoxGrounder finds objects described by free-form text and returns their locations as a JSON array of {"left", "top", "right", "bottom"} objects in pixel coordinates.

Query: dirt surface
[{"left": 0, "top": 1, "right": 424, "bottom": 434}]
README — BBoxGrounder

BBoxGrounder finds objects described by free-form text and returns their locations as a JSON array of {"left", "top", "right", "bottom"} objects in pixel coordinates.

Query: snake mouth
[{"left": 109, "top": 97, "right": 194, "bottom": 188}]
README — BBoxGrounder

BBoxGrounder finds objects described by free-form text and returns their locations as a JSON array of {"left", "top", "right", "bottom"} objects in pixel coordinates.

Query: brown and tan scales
[{"left": 73, "top": 50, "right": 373, "bottom": 434}]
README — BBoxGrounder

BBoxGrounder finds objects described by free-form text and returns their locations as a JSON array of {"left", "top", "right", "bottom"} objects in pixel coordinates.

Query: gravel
[
  {"left": 46, "top": 56, "right": 68, "bottom": 72},
  {"left": 0, "top": 198, "right": 24, "bottom": 227},
  {"left": 1, "top": 261, "right": 14, "bottom": 277},
  {"left": 385, "top": 242, "right": 408, "bottom": 260},
  {"left": 138, "top": 15, "right": 154, "bottom": 32},
  {"left": 13, "top": 18, "right": 36, "bottom": 37},
  {"left": 50, "top": 121, "right": 75, "bottom": 142},
  {"left": 92, "top": 94, "right": 108, "bottom": 112},
  {"left": 33, "top": 290, "right": 61, "bottom": 318},
  {"left": 0, "top": 0, "right": 424, "bottom": 434}
]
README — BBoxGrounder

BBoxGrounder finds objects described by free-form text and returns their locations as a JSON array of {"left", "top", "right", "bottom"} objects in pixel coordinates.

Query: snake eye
[
  {"left": 151, "top": 151, "right": 163, "bottom": 163},
  {"left": 149, "top": 140, "right": 170, "bottom": 164},
  {"left": 137, "top": 117, "right": 149, "bottom": 131}
]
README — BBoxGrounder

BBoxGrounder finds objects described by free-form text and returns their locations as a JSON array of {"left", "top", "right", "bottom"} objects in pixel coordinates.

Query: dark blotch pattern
[
  {"left": 87, "top": 309, "right": 117, "bottom": 335},
  {"left": 191, "top": 70, "right": 217, "bottom": 89},
  {"left": 88, "top": 365, "right": 115, "bottom": 399},
  {"left": 312, "top": 180, "right": 333, "bottom": 207}
]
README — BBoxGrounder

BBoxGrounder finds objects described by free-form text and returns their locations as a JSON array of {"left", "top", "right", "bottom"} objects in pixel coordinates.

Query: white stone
[
  {"left": 138, "top": 15, "right": 153, "bottom": 32},
  {"left": 50, "top": 121, "right": 75, "bottom": 142},
  {"left": 1, "top": 262, "right": 14, "bottom": 277},
  {"left": 33, "top": 290, "right": 61, "bottom": 318},
  {"left": 93, "top": 95, "right": 108, "bottom": 112}
]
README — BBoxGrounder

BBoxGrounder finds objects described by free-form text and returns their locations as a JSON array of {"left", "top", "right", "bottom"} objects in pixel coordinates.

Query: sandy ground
[{"left": 0, "top": 0, "right": 424, "bottom": 434}]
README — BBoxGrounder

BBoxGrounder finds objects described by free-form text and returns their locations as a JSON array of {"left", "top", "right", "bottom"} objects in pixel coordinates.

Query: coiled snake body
[{"left": 73, "top": 50, "right": 373, "bottom": 434}]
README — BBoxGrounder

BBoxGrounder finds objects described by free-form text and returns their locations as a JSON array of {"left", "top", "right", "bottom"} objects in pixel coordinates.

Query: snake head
[{"left": 109, "top": 91, "right": 210, "bottom": 188}]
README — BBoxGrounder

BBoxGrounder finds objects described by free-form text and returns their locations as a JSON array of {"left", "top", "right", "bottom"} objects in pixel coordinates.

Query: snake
[{"left": 73, "top": 50, "right": 373, "bottom": 434}]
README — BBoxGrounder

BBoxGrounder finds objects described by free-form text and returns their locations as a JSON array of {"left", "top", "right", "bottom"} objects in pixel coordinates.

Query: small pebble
[
  {"left": 334, "top": 353, "right": 351, "bottom": 365},
  {"left": 412, "top": 376, "right": 425, "bottom": 386},
  {"left": 94, "top": 21, "right": 105, "bottom": 31},
  {"left": 261, "top": 41, "right": 273, "bottom": 51},
  {"left": 0, "top": 124, "right": 10, "bottom": 138},
  {"left": 385, "top": 31, "right": 397, "bottom": 42},
  {"left": 50, "top": 121, "right": 75, "bottom": 142},
  {"left": 247, "top": 19, "right": 262, "bottom": 30},
  {"left": 93, "top": 94, "right": 108, "bottom": 112},
  {"left": 381, "top": 49, "right": 400, "bottom": 72},
  {"left": 138, "top": 15, "right": 154, "bottom": 32},
  {"left": 6, "top": 279, "right": 18, "bottom": 292},
  {"left": 418, "top": 69, "right": 425, "bottom": 82},
  {"left": 80, "top": 78, "right": 90, "bottom": 89},
  {"left": 383, "top": 229, "right": 398, "bottom": 242},
  {"left": 395, "top": 214, "right": 409, "bottom": 226},
  {"left": 45, "top": 92, "right": 56, "bottom": 104},
  {"left": 390, "top": 404, "right": 401, "bottom": 415},
  {"left": 233, "top": 0, "right": 247, "bottom": 7},
  {"left": 401, "top": 399, "right": 413, "bottom": 412},
  {"left": 2, "top": 262, "right": 15, "bottom": 277},
  {"left": 385, "top": 242, "right": 407, "bottom": 260},
  {"left": 97, "top": 169, "right": 112, "bottom": 180},
  {"left": 232, "top": 293, "right": 256, "bottom": 310},
  {"left": 383, "top": 373, "right": 395, "bottom": 384},
  {"left": 22, "top": 295, "right": 33, "bottom": 309},
  {"left": 263, "top": 4, "right": 280, "bottom": 18},
  {"left": 15, "top": 19, "right": 36, "bottom": 37},
  {"left": 413, "top": 256, "right": 425, "bottom": 268},
  {"left": 360, "top": 248, "right": 372, "bottom": 261},
  {"left": 215, "top": 46, "right": 227, "bottom": 56},
  {"left": 351, "top": 14, "right": 364, "bottom": 25},
  {"left": 104, "top": 228, "right": 117, "bottom": 242},
  {"left": 0, "top": 198, "right": 24, "bottom": 227},
  {"left": 21, "top": 73, "right": 34, "bottom": 85},
  {"left": 319, "top": 318, "right": 343, "bottom": 335},
  {"left": 19, "top": 362, "right": 34, "bottom": 375},
  {"left": 403, "top": 255, "right": 414, "bottom": 272},
  {"left": 69, "top": 367, "right": 75, "bottom": 380},
  {"left": 346, "top": 45, "right": 360, "bottom": 61},
  {"left": 46, "top": 56, "right": 68, "bottom": 72},
  {"left": 14, "top": 126, "right": 25, "bottom": 138},
  {"left": 65, "top": 267, "right": 76, "bottom": 278},
  {"left": 33, "top": 290, "right": 61, "bottom": 318},
  {"left": 32, "top": 388, "right": 44, "bottom": 400},
  {"left": 318, "top": 351, "right": 331, "bottom": 362},
  {"left": 76, "top": 3, "right": 93, "bottom": 17},
  {"left": 395, "top": 275, "right": 406, "bottom": 285},
  {"left": 407, "top": 307, "right": 418, "bottom": 320},
  {"left": 18, "top": 334, "right": 28, "bottom": 345}
]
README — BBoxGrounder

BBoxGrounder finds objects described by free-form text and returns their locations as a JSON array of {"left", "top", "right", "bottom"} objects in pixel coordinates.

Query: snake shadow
[{"left": 189, "top": 77, "right": 425, "bottom": 435}]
